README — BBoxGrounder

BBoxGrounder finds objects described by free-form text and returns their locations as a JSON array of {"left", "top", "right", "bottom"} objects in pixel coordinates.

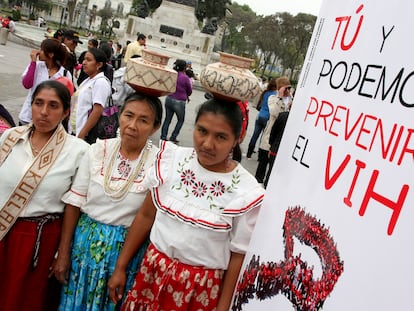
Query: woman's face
[
  {"left": 119, "top": 100, "right": 159, "bottom": 149},
  {"left": 87, "top": 41, "right": 95, "bottom": 50},
  {"left": 193, "top": 112, "right": 237, "bottom": 172},
  {"left": 38, "top": 48, "right": 49, "bottom": 61},
  {"left": 31, "top": 88, "right": 69, "bottom": 133},
  {"left": 82, "top": 51, "right": 102, "bottom": 76}
]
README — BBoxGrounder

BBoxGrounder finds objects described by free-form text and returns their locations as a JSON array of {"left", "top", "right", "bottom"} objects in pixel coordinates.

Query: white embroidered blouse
[
  {"left": 148, "top": 141, "right": 265, "bottom": 269},
  {"left": 0, "top": 128, "right": 88, "bottom": 217},
  {"left": 62, "top": 138, "right": 159, "bottom": 227}
]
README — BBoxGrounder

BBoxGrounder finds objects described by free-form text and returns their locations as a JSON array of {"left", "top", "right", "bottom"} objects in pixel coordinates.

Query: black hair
[
  {"left": 121, "top": 92, "right": 163, "bottom": 127},
  {"left": 0, "top": 104, "right": 16, "bottom": 128},
  {"left": 53, "top": 29, "right": 64, "bottom": 40},
  {"left": 40, "top": 38, "right": 67, "bottom": 68},
  {"left": 99, "top": 43, "right": 112, "bottom": 61},
  {"left": 195, "top": 98, "right": 243, "bottom": 161},
  {"left": 88, "top": 38, "right": 99, "bottom": 48},
  {"left": 173, "top": 59, "right": 187, "bottom": 72},
  {"left": 31, "top": 80, "right": 71, "bottom": 111},
  {"left": 87, "top": 47, "right": 107, "bottom": 72},
  {"left": 257, "top": 77, "right": 278, "bottom": 108},
  {"left": 185, "top": 68, "right": 195, "bottom": 78}
]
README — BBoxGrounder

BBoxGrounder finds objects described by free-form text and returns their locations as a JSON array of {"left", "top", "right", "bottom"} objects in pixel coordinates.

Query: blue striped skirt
[{"left": 59, "top": 213, "right": 149, "bottom": 311}]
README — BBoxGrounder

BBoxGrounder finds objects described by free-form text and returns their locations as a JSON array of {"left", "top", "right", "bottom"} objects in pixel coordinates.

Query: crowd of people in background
[
  {"left": 246, "top": 75, "right": 294, "bottom": 187},
  {"left": 0, "top": 22, "right": 297, "bottom": 310}
]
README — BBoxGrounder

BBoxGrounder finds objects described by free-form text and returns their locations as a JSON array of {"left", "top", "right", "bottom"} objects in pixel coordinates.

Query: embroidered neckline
[
  {"left": 172, "top": 151, "right": 241, "bottom": 210},
  {"left": 103, "top": 140, "right": 152, "bottom": 200}
]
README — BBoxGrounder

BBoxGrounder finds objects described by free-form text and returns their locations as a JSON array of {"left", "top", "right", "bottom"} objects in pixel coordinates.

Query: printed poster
[{"left": 233, "top": 1, "right": 414, "bottom": 310}]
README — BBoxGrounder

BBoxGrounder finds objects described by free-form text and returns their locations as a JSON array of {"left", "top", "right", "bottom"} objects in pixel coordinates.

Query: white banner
[{"left": 233, "top": 1, "right": 414, "bottom": 310}]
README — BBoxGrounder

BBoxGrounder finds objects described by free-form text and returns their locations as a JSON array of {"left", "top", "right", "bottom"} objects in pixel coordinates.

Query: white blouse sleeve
[
  {"left": 61, "top": 147, "right": 91, "bottom": 207},
  {"left": 230, "top": 205, "right": 261, "bottom": 254}
]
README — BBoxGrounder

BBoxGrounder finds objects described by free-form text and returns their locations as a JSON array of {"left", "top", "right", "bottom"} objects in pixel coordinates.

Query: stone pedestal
[{"left": 120, "top": 0, "right": 216, "bottom": 75}]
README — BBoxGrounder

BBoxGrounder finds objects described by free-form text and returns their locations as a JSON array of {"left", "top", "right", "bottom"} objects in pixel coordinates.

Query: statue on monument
[
  {"left": 201, "top": 17, "right": 218, "bottom": 35},
  {"left": 137, "top": 0, "right": 150, "bottom": 18},
  {"left": 136, "top": 0, "right": 163, "bottom": 18},
  {"left": 195, "top": 0, "right": 229, "bottom": 34}
]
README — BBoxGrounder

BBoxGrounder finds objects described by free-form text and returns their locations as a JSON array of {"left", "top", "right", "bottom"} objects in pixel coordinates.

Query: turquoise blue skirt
[{"left": 59, "top": 214, "right": 149, "bottom": 311}]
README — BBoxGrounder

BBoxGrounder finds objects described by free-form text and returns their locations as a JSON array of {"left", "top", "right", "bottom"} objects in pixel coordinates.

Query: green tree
[
  {"left": 222, "top": 3, "right": 257, "bottom": 55},
  {"left": 238, "top": 11, "right": 316, "bottom": 79},
  {"left": 98, "top": 6, "right": 113, "bottom": 36},
  {"left": 277, "top": 13, "right": 316, "bottom": 79},
  {"left": 245, "top": 14, "right": 283, "bottom": 76}
]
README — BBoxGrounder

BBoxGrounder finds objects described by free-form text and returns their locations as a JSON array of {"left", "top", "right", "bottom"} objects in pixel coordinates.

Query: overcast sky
[{"left": 233, "top": 0, "right": 323, "bottom": 16}]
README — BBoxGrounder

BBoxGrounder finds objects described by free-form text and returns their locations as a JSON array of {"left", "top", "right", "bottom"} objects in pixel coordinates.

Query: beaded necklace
[
  {"left": 29, "top": 129, "right": 41, "bottom": 156},
  {"left": 103, "top": 140, "right": 152, "bottom": 200}
]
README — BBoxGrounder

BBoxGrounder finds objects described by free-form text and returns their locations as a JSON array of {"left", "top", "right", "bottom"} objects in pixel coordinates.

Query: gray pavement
[{"left": 0, "top": 36, "right": 261, "bottom": 176}]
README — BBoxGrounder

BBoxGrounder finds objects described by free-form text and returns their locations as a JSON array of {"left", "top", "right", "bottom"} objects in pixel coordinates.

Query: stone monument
[{"left": 120, "top": 0, "right": 216, "bottom": 74}]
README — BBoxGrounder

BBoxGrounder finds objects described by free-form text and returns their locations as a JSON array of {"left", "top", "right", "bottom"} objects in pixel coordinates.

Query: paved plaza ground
[{"left": 0, "top": 29, "right": 262, "bottom": 176}]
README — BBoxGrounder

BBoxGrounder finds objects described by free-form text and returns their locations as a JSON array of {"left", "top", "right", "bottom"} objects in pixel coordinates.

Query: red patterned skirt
[
  {"left": 122, "top": 243, "right": 225, "bottom": 311},
  {"left": 0, "top": 216, "right": 62, "bottom": 311}
]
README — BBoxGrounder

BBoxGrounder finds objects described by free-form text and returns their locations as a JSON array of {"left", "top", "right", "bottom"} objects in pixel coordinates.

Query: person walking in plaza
[
  {"left": 18, "top": 38, "right": 72, "bottom": 125},
  {"left": 113, "top": 43, "right": 123, "bottom": 69},
  {"left": 255, "top": 76, "right": 292, "bottom": 185},
  {"left": 55, "top": 92, "right": 162, "bottom": 311},
  {"left": 62, "top": 29, "right": 83, "bottom": 78},
  {"left": 76, "top": 38, "right": 99, "bottom": 86},
  {"left": 264, "top": 109, "right": 291, "bottom": 188},
  {"left": 123, "top": 33, "right": 146, "bottom": 63},
  {"left": 108, "top": 98, "right": 264, "bottom": 311},
  {"left": 246, "top": 78, "right": 278, "bottom": 159},
  {"left": 112, "top": 55, "right": 139, "bottom": 108},
  {"left": 0, "top": 80, "right": 89, "bottom": 311},
  {"left": 99, "top": 41, "right": 115, "bottom": 83},
  {"left": 69, "top": 48, "right": 112, "bottom": 143},
  {"left": 5, "top": 16, "right": 15, "bottom": 33},
  {"left": 160, "top": 59, "right": 192, "bottom": 143}
]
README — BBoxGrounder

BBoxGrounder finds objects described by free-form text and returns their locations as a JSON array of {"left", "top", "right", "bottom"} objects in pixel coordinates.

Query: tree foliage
[
  {"left": 98, "top": 6, "right": 113, "bottom": 25},
  {"left": 222, "top": 7, "right": 317, "bottom": 80},
  {"left": 222, "top": 3, "right": 256, "bottom": 55}
]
